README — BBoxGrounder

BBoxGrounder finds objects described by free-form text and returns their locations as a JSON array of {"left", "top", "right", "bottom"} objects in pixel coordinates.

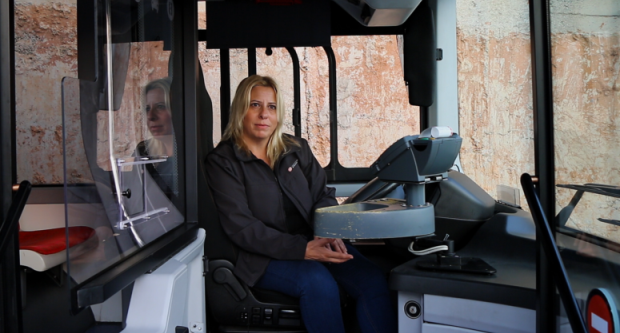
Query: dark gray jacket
[{"left": 205, "top": 135, "right": 337, "bottom": 286}]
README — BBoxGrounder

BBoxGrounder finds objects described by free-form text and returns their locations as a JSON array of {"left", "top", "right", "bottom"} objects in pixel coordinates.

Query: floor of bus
[{"left": 21, "top": 267, "right": 124, "bottom": 333}]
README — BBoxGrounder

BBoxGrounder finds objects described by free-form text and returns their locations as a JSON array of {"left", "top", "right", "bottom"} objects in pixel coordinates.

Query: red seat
[{"left": 19, "top": 226, "right": 95, "bottom": 255}]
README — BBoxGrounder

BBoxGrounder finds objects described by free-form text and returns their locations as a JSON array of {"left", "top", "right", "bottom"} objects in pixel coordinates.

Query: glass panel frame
[{"left": 63, "top": 0, "right": 186, "bottom": 287}]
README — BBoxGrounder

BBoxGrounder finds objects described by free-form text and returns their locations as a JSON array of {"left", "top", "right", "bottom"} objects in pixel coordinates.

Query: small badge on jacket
[{"left": 288, "top": 159, "right": 299, "bottom": 172}]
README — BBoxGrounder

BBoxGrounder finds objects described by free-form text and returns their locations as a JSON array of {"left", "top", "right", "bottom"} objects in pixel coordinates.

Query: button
[
  {"left": 264, "top": 308, "right": 273, "bottom": 315},
  {"left": 404, "top": 301, "right": 421, "bottom": 319},
  {"left": 252, "top": 314, "right": 261, "bottom": 324},
  {"left": 252, "top": 307, "right": 261, "bottom": 314},
  {"left": 240, "top": 311, "right": 248, "bottom": 323}
]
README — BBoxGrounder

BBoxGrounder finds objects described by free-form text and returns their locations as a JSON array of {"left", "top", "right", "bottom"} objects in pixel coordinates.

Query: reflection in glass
[{"left": 135, "top": 77, "right": 178, "bottom": 198}]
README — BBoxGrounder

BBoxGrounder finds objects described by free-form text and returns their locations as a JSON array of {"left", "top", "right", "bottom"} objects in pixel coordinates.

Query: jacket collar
[{"left": 222, "top": 135, "right": 301, "bottom": 163}]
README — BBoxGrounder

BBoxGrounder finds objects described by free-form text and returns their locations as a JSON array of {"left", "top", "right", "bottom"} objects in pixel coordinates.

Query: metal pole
[
  {"left": 220, "top": 49, "right": 231, "bottom": 134},
  {"left": 285, "top": 47, "right": 301, "bottom": 137},
  {"left": 324, "top": 46, "right": 338, "bottom": 173},
  {"left": 528, "top": 0, "right": 556, "bottom": 331},
  {"left": 248, "top": 48, "right": 256, "bottom": 76}
]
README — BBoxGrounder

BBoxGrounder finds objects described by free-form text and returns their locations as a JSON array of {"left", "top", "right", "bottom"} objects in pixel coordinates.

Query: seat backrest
[{"left": 195, "top": 65, "right": 238, "bottom": 264}]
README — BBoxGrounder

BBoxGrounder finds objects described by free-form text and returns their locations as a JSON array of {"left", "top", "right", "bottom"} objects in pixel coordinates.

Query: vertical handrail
[
  {"left": 220, "top": 48, "right": 231, "bottom": 134},
  {"left": 520, "top": 173, "right": 587, "bottom": 333},
  {"left": 0, "top": 181, "right": 31, "bottom": 254},
  {"left": 528, "top": 0, "right": 557, "bottom": 330},
  {"left": 248, "top": 48, "right": 256, "bottom": 76},
  {"left": 285, "top": 47, "right": 301, "bottom": 137},
  {"left": 323, "top": 46, "right": 338, "bottom": 172},
  {"left": 419, "top": 106, "right": 429, "bottom": 132},
  {"left": 0, "top": 180, "right": 31, "bottom": 333}
]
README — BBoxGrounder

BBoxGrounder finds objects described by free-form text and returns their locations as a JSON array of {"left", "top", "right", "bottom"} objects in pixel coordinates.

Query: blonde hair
[
  {"left": 143, "top": 77, "right": 173, "bottom": 157},
  {"left": 222, "top": 75, "right": 297, "bottom": 167}
]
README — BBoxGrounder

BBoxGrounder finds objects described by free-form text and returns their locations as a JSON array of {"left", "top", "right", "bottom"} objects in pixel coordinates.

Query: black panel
[
  {"left": 135, "top": 0, "right": 173, "bottom": 49},
  {"left": 0, "top": 182, "right": 30, "bottom": 333},
  {"left": 0, "top": 0, "right": 16, "bottom": 217},
  {"left": 170, "top": 0, "right": 188, "bottom": 218},
  {"left": 199, "top": 1, "right": 408, "bottom": 41},
  {"left": 330, "top": 1, "right": 406, "bottom": 36},
  {"left": 434, "top": 171, "right": 496, "bottom": 221},
  {"left": 403, "top": 0, "right": 436, "bottom": 107},
  {"left": 182, "top": 0, "right": 200, "bottom": 223},
  {"left": 1, "top": 1, "right": 19, "bottom": 330},
  {"left": 248, "top": 48, "right": 256, "bottom": 76},
  {"left": 419, "top": 106, "right": 429, "bottom": 132},
  {"left": 77, "top": 0, "right": 98, "bottom": 82},
  {"left": 85, "top": 324, "right": 123, "bottom": 333},
  {"left": 0, "top": 235, "right": 21, "bottom": 333},
  {"left": 206, "top": 0, "right": 331, "bottom": 49}
]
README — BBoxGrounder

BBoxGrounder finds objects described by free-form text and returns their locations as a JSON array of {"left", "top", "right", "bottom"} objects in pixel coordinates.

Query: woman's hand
[
  {"left": 322, "top": 237, "right": 348, "bottom": 254},
  {"left": 305, "top": 237, "right": 353, "bottom": 263}
]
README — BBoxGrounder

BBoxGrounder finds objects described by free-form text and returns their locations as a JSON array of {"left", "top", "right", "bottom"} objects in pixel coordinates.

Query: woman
[
  {"left": 136, "top": 77, "right": 177, "bottom": 198},
  {"left": 205, "top": 75, "right": 396, "bottom": 333}
]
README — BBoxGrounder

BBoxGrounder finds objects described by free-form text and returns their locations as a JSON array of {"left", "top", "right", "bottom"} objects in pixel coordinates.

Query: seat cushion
[{"left": 19, "top": 226, "right": 95, "bottom": 255}]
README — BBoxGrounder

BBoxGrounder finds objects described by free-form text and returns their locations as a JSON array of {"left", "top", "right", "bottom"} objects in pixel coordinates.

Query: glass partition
[
  {"left": 550, "top": 0, "right": 620, "bottom": 330},
  {"left": 62, "top": 0, "right": 184, "bottom": 285}
]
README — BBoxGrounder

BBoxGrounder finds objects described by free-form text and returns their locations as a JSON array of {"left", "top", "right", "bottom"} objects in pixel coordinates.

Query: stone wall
[
  {"left": 15, "top": 1, "right": 77, "bottom": 184},
  {"left": 456, "top": 0, "right": 535, "bottom": 204}
]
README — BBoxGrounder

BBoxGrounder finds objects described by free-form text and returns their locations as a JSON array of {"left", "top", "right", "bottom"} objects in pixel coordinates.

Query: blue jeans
[{"left": 255, "top": 244, "right": 397, "bottom": 333}]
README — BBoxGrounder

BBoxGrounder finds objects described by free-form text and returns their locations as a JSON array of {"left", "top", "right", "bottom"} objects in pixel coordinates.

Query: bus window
[
  {"left": 333, "top": 35, "right": 420, "bottom": 167},
  {"left": 257, "top": 47, "right": 295, "bottom": 136},
  {"left": 550, "top": 1, "right": 620, "bottom": 243},
  {"left": 198, "top": 43, "right": 222, "bottom": 144},
  {"left": 199, "top": 45, "right": 332, "bottom": 166},
  {"left": 297, "top": 47, "right": 331, "bottom": 167},
  {"left": 198, "top": 1, "right": 206, "bottom": 30},
  {"left": 549, "top": 1, "right": 620, "bottom": 328}
]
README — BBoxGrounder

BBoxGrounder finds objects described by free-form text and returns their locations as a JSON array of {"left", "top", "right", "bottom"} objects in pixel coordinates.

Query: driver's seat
[{"left": 195, "top": 67, "right": 305, "bottom": 332}]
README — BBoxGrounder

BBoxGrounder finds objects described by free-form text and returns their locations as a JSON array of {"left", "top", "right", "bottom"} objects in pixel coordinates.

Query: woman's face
[
  {"left": 145, "top": 88, "right": 173, "bottom": 138},
  {"left": 241, "top": 86, "right": 278, "bottom": 147}
]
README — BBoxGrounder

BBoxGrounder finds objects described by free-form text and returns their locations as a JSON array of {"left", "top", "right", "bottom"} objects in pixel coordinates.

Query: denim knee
[{"left": 296, "top": 261, "right": 340, "bottom": 302}]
